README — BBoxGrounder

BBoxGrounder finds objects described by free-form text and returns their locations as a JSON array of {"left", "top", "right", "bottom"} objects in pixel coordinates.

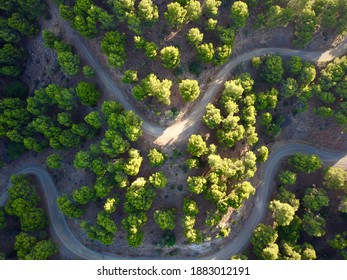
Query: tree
[
  {"left": 101, "top": 31, "right": 126, "bottom": 69},
  {"left": 251, "top": 224, "right": 278, "bottom": 258},
  {"left": 20, "top": 208, "right": 47, "bottom": 232},
  {"left": 76, "top": 82, "right": 101, "bottom": 106},
  {"left": 46, "top": 153, "right": 63, "bottom": 168},
  {"left": 144, "top": 41, "right": 158, "bottom": 60},
  {"left": 276, "top": 186, "right": 300, "bottom": 212},
  {"left": 323, "top": 167, "right": 347, "bottom": 192},
  {"left": 252, "top": 57, "right": 261, "bottom": 69},
  {"left": 214, "top": 45, "right": 232, "bottom": 65},
  {"left": 14, "top": 232, "right": 37, "bottom": 259},
  {"left": 73, "top": 186, "right": 96, "bottom": 205},
  {"left": 97, "top": 211, "right": 117, "bottom": 233},
  {"left": 260, "top": 55, "right": 283, "bottom": 84},
  {"left": 301, "top": 243, "right": 317, "bottom": 260},
  {"left": 261, "top": 243, "right": 279, "bottom": 260},
  {"left": 25, "top": 240, "right": 58, "bottom": 260},
  {"left": 289, "top": 153, "right": 322, "bottom": 173},
  {"left": 269, "top": 200, "right": 295, "bottom": 226},
  {"left": 125, "top": 178, "right": 155, "bottom": 211},
  {"left": 202, "top": 103, "right": 222, "bottom": 129},
  {"left": 187, "top": 134, "right": 208, "bottom": 157},
  {"left": 206, "top": 18, "right": 217, "bottom": 30},
  {"left": 204, "top": 0, "right": 221, "bottom": 17},
  {"left": 186, "top": 0, "right": 202, "bottom": 21},
  {"left": 149, "top": 172, "right": 167, "bottom": 189},
  {"left": 197, "top": 43, "right": 214, "bottom": 63},
  {"left": 57, "top": 51, "right": 80, "bottom": 75},
  {"left": 186, "top": 28, "right": 203, "bottom": 47},
  {"left": 280, "top": 242, "right": 301, "bottom": 260},
  {"left": 221, "top": 79, "right": 244, "bottom": 102},
  {"left": 104, "top": 196, "right": 118, "bottom": 213},
  {"left": 113, "top": 0, "right": 135, "bottom": 21},
  {"left": 164, "top": 2, "right": 187, "bottom": 29},
  {"left": 123, "top": 149, "right": 143, "bottom": 176},
  {"left": 256, "top": 88, "right": 278, "bottom": 110},
  {"left": 286, "top": 56, "right": 302, "bottom": 76},
  {"left": 0, "top": 44, "right": 23, "bottom": 66},
  {"left": 279, "top": 170, "right": 297, "bottom": 186},
  {"left": 302, "top": 187, "right": 329, "bottom": 212},
  {"left": 8, "top": 13, "right": 38, "bottom": 37},
  {"left": 183, "top": 197, "right": 199, "bottom": 216},
  {"left": 74, "top": 150, "right": 91, "bottom": 169},
  {"left": 154, "top": 209, "right": 176, "bottom": 230},
  {"left": 59, "top": 4, "right": 75, "bottom": 22},
  {"left": 84, "top": 111, "right": 102, "bottom": 129},
  {"left": 93, "top": 176, "right": 114, "bottom": 199},
  {"left": 134, "top": 73, "right": 172, "bottom": 105},
  {"left": 315, "top": 106, "right": 334, "bottom": 117},
  {"left": 137, "top": 0, "right": 159, "bottom": 24},
  {"left": 187, "top": 176, "right": 207, "bottom": 194},
  {"left": 101, "top": 130, "right": 130, "bottom": 157},
  {"left": 299, "top": 62, "right": 316, "bottom": 85},
  {"left": 178, "top": 79, "right": 200, "bottom": 102},
  {"left": 282, "top": 78, "right": 298, "bottom": 98},
  {"left": 147, "top": 148, "right": 165, "bottom": 166},
  {"left": 56, "top": 112, "right": 71, "bottom": 127},
  {"left": 303, "top": 212, "right": 326, "bottom": 237},
  {"left": 256, "top": 146, "right": 269, "bottom": 162},
  {"left": 160, "top": 46, "right": 180, "bottom": 69},
  {"left": 82, "top": 65, "right": 95, "bottom": 78},
  {"left": 293, "top": 8, "right": 317, "bottom": 47},
  {"left": 57, "top": 194, "right": 84, "bottom": 218},
  {"left": 230, "top": 1, "right": 249, "bottom": 30},
  {"left": 122, "top": 70, "right": 138, "bottom": 84},
  {"left": 328, "top": 233, "right": 347, "bottom": 250}
]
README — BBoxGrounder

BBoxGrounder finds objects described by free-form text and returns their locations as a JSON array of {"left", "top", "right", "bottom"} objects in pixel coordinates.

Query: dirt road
[{"left": 1, "top": 143, "right": 345, "bottom": 259}]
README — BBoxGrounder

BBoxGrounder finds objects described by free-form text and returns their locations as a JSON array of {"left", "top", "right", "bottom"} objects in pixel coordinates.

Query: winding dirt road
[
  {"left": 1, "top": 143, "right": 345, "bottom": 259},
  {"left": 1, "top": 2, "right": 346, "bottom": 259},
  {"left": 47, "top": 1, "right": 347, "bottom": 145}
]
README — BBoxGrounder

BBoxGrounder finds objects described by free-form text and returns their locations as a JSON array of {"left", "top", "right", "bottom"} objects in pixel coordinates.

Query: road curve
[
  {"left": 46, "top": 1, "right": 347, "bottom": 145},
  {"left": 1, "top": 143, "right": 346, "bottom": 259}
]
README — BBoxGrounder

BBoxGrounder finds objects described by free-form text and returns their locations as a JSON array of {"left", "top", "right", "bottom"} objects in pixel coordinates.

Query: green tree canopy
[
  {"left": 279, "top": 170, "right": 297, "bottom": 186},
  {"left": 57, "top": 51, "right": 80, "bottom": 75},
  {"left": 186, "top": 27, "right": 203, "bottom": 47},
  {"left": 230, "top": 1, "right": 249, "bottom": 29},
  {"left": 178, "top": 79, "right": 200, "bottom": 102},
  {"left": 149, "top": 172, "right": 167, "bottom": 189},
  {"left": 302, "top": 187, "right": 329, "bottom": 212},
  {"left": 147, "top": 148, "right": 165, "bottom": 166},
  {"left": 46, "top": 153, "right": 63, "bottom": 168},
  {"left": 183, "top": 197, "right": 199, "bottom": 216},
  {"left": 101, "top": 31, "right": 126, "bottom": 69},
  {"left": 203, "top": 103, "right": 222, "bottom": 129},
  {"left": 160, "top": 46, "right": 180, "bottom": 69},
  {"left": 187, "top": 176, "right": 207, "bottom": 194},
  {"left": 164, "top": 2, "right": 187, "bottom": 28},
  {"left": 76, "top": 82, "right": 101, "bottom": 106},
  {"left": 260, "top": 55, "right": 284, "bottom": 84},
  {"left": 303, "top": 212, "right": 326, "bottom": 237},
  {"left": 125, "top": 178, "right": 155, "bottom": 211},
  {"left": 154, "top": 209, "right": 176, "bottom": 230},
  {"left": 269, "top": 200, "right": 295, "bottom": 226},
  {"left": 323, "top": 167, "right": 347, "bottom": 192},
  {"left": 289, "top": 153, "right": 322, "bottom": 173},
  {"left": 187, "top": 134, "right": 208, "bottom": 157}
]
